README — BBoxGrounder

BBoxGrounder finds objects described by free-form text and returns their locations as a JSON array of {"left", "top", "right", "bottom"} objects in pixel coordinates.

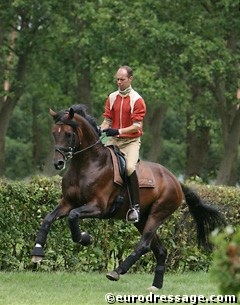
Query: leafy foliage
[
  {"left": 1, "top": 0, "right": 240, "bottom": 184},
  {"left": 211, "top": 226, "right": 240, "bottom": 296},
  {"left": 0, "top": 177, "right": 239, "bottom": 273}
]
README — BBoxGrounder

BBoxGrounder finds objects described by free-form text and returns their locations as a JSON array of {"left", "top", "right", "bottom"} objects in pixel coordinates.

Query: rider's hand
[
  {"left": 103, "top": 128, "right": 120, "bottom": 137},
  {"left": 97, "top": 127, "right": 102, "bottom": 137}
]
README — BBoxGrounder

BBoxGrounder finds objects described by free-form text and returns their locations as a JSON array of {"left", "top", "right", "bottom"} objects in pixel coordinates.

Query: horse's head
[
  {"left": 49, "top": 108, "right": 79, "bottom": 170},
  {"left": 49, "top": 105, "right": 100, "bottom": 170}
]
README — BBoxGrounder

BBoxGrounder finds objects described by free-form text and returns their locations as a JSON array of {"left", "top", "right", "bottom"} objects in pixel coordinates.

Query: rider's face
[{"left": 115, "top": 68, "right": 133, "bottom": 91}]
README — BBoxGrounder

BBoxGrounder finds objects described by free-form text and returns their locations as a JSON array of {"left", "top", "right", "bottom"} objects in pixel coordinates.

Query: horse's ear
[
  {"left": 49, "top": 108, "right": 57, "bottom": 117},
  {"left": 68, "top": 108, "right": 74, "bottom": 120}
]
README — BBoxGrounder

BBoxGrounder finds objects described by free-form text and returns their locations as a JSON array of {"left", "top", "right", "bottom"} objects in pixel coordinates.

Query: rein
[
  {"left": 55, "top": 138, "right": 102, "bottom": 161},
  {"left": 54, "top": 118, "right": 105, "bottom": 161},
  {"left": 72, "top": 139, "right": 102, "bottom": 156}
]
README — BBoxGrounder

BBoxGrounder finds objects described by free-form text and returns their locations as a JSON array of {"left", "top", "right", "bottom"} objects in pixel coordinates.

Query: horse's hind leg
[
  {"left": 149, "top": 234, "right": 167, "bottom": 290},
  {"left": 134, "top": 221, "right": 167, "bottom": 290},
  {"left": 106, "top": 195, "right": 180, "bottom": 285},
  {"left": 107, "top": 224, "right": 167, "bottom": 290},
  {"left": 106, "top": 235, "right": 151, "bottom": 281},
  {"left": 106, "top": 217, "right": 158, "bottom": 282}
]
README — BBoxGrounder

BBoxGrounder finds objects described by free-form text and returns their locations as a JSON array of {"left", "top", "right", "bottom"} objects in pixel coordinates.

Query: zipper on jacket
[{"left": 120, "top": 96, "right": 124, "bottom": 129}]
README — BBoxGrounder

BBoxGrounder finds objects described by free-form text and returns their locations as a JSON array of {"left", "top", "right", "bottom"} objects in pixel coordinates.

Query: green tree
[
  {"left": 0, "top": 0, "right": 59, "bottom": 175},
  {"left": 1, "top": 0, "right": 240, "bottom": 185}
]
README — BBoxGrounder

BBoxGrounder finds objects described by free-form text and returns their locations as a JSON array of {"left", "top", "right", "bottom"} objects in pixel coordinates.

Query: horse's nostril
[{"left": 54, "top": 160, "right": 65, "bottom": 170}]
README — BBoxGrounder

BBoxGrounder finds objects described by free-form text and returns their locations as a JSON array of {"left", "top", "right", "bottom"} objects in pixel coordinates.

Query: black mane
[
  {"left": 53, "top": 110, "right": 79, "bottom": 129},
  {"left": 52, "top": 104, "right": 99, "bottom": 136},
  {"left": 69, "top": 104, "right": 99, "bottom": 136}
]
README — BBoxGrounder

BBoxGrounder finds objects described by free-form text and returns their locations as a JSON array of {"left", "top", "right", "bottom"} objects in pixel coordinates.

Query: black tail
[{"left": 181, "top": 183, "right": 225, "bottom": 250}]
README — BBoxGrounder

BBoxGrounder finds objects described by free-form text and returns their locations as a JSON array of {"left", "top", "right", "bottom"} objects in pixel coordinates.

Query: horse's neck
[
  {"left": 72, "top": 119, "right": 111, "bottom": 170},
  {"left": 71, "top": 143, "right": 109, "bottom": 169}
]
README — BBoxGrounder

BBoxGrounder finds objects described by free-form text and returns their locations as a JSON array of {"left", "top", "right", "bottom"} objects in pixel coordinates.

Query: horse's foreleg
[
  {"left": 31, "top": 204, "right": 70, "bottom": 263},
  {"left": 68, "top": 203, "right": 101, "bottom": 246}
]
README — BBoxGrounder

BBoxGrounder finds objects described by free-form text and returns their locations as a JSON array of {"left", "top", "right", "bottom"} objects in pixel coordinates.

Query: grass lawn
[{"left": 0, "top": 271, "right": 234, "bottom": 305}]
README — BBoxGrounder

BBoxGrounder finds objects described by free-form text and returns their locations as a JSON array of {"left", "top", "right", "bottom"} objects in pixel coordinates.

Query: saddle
[
  {"left": 105, "top": 145, "right": 155, "bottom": 218},
  {"left": 107, "top": 145, "right": 155, "bottom": 188}
]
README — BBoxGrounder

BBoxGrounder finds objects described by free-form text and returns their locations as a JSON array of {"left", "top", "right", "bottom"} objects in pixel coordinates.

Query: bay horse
[{"left": 31, "top": 104, "right": 224, "bottom": 290}]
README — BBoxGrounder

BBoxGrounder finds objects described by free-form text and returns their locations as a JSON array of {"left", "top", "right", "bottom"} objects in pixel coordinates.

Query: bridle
[{"left": 54, "top": 123, "right": 102, "bottom": 162}]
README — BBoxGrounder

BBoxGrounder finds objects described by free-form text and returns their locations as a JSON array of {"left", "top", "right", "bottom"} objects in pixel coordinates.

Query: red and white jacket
[{"left": 103, "top": 88, "right": 146, "bottom": 138}]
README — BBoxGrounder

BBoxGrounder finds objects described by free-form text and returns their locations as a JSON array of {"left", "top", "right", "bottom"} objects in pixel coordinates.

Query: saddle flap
[
  {"left": 107, "top": 146, "right": 125, "bottom": 186},
  {"left": 107, "top": 146, "right": 155, "bottom": 188},
  {"left": 136, "top": 161, "right": 155, "bottom": 188}
]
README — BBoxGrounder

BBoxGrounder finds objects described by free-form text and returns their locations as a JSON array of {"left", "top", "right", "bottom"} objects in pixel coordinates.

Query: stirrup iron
[{"left": 126, "top": 206, "right": 140, "bottom": 223}]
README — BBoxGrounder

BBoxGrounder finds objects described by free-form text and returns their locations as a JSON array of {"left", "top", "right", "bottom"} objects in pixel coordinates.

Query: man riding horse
[
  {"left": 101, "top": 65, "right": 146, "bottom": 223},
  {"left": 31, "top": 71, "right": 224, "bottom": 289}
]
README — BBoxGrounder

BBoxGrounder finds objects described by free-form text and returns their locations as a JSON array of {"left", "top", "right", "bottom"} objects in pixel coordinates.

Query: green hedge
[
  {"left": 211, "top": 225, "right": 240, "bottom": 296},
  {"left": 0, "top": 176, "right": 239, "bottom": 272}
]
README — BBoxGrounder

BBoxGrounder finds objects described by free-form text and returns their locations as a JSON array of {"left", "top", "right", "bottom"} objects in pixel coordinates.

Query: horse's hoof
[
  {"left": 147, "top": 285, "right": 160, "bottom": 292},
  {"left": 80, "top": 232, "right": 93, "bottom": 246},
  {"left": 106, "top": 270, "right": 120, "bottom": 281},
  {"left": 31, "top": 256, "right": 43, "bottom": 263}
]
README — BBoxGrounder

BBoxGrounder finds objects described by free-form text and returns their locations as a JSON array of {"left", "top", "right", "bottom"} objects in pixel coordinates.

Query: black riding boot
[{"left": 126, "top": 171, "right": 140, "bottom": 223}]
